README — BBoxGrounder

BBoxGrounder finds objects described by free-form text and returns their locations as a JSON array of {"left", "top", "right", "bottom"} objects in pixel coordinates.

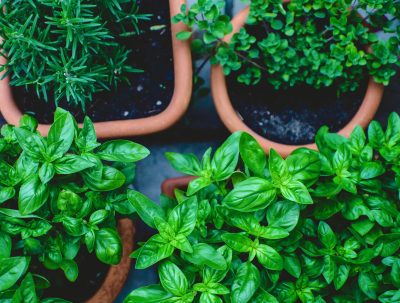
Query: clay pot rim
[
  {"left": 86, "top": 218, "right": 134, "bottom": 303},
  {"left": 0, "top": 0, "right": 192, "bottom": 139},
  {"left": 211, "top": 6, "right": 385, "bottom": 158},
  {"left": 161, "top": 175, "right": 195, "bottom": 197}
]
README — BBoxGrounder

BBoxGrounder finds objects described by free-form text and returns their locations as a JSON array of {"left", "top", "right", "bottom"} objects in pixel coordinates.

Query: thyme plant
[
  {"left": 0, "top": 0, "right": 149, "bottom": 109},
  {"left": 174, "top": 0, "right": 400, "bottom": 94}
]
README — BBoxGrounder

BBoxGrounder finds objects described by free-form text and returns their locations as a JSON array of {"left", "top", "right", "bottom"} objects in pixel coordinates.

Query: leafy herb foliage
[
  {"left": 0, "top": 108, "right": 149, "bottom": 301},
  {"left": 126, "top": 114, "right": 400, "bottom": 303},
  {"left": 0, "top": 0, "right": 149, "bottom": 109},
  {"left": 174, "top": 0, "right": 399, "bottom": 93}
]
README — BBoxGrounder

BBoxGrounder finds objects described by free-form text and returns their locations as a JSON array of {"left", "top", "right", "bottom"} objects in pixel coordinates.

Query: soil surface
[
  {"left": 13, "top": 0, "right": 174, "bottom": 124},
  {"left": 227, "top": 23, "right": 367, "bottom": 145},
  {"left": 227, "top": 75, "right": 367, "bottom": 145},
  {"left": 36, "top": 250, "right": 110, "bottom": 302}
]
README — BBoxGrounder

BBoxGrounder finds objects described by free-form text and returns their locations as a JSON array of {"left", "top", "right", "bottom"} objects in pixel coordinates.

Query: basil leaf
[
  {"left": 266, "top": 200, "right": 300, "bottom": 232},
  {"left": 211, "top": 132, "right": 241, "bottom": 181},
  {"left": 95, "top": 228, "right": 122, "bottom": 265},
  {"left": 47, "top": 108, "right": 75, "bottom": 156},
  {"left": 221, "top": 233, "right": 252, "bottom": 253},
  {"left": 54, "top": 154, "right": 95, "bottom": 174},
  {"left": 135, "top": 234, "right": 174, "bottom": 269},
  {"left": 222, "top": 177, "right": 276, "bottom": 212},
  {"left": 159, "top": 261, "right": 188, "bottom": 296},
  {"left": 231, "top": 262, "right": 260, "bottom": 303},
  {"left": 165, "top": 152, "right": 202, "bottom": 176},
  {"left": 168, "top": 196, "right": 198, "bottom": 236},
  {"left": 127, "top": 190, "right": 166, "bottom": 229},
  {"left": 124, "top": 285, "right": 173, "bottom": 303},
  {"left": 97, "top": 140, "right": 149, "bottom": 163},
  {"left": 182, "top": 243, "right": 227, "bottom": 270},
  {"left": 0, "top": 232, "right": 11, "bottom": 258},
  {"left": 239, "top": 132, "right": 266, "bottom": 176},
  {"left": 18, "top": 175, "right": 49, "bottom": 215},
  {"left": 255, "top": 244, "right": 283, "bottom": 270},
  {"left": 12, "top": 273, "right": 38, "bottom": 303},
  {"left": 0, "top": 256, "right": 29, "bottom": 291}
]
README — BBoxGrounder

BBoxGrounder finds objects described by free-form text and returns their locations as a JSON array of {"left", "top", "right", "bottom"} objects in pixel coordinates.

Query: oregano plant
[
  {"left": 0, "top": 0, "right": 149, "bottom": 109},
  {"left": 125, "top": 114, "right": 400, "bottom": 303},
  {"left": 0, "top": 108, "right": 149, "bottom": 302},
  {"left": 174, "top": 0, "right": 399, "bottom": 93}
]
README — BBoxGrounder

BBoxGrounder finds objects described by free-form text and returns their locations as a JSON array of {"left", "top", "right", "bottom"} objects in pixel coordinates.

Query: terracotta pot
[
  {"left": 0, "top": 0, "right": 192, "bottom": 139},
  {"left": 86, "top": 218, "right": 134, "bottom": 303},
  {"left": 211, "top": 5, "right": 385, "bottom": 158},
  {"left": 161, "top": 176, "right": 194, "bottom": 197}
]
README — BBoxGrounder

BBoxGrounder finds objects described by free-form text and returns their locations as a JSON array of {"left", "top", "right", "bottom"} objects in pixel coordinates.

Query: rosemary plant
[{"left": 0, "top": 0, "right": 150, "bottom": 110}]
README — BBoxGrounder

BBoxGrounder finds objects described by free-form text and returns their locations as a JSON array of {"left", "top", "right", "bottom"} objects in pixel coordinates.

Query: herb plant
[
  {"left": 125, "top": 114, "right": 400, "bottom": 303},
  {"left": 174, "top": 0, "right": 399, "bottom": 93},
  {"left": 0, "top": 0, "right": 149, "bottom": 109},
  {"left": 0, "top": 108, "right": 149, "bottom": 301}
]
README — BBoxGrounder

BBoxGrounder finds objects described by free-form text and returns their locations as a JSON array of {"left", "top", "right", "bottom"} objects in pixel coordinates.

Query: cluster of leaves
[
  {"left": 125, "top": 113, "right": 400, "bottom": 303},
  {"left": 0, "top": 0, "right": 150, "bottom": 109},
  {"left": 0, "top": 108, "right": 149, "bottom": 302},
  {"left": 174, "top": 0, "right": 399, "bottom": 93}
]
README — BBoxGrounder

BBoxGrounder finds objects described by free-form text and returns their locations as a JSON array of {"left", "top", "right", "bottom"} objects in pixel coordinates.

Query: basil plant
[
  {"left": 0, "top": 108, "right": 149, "bottom": 302},
  {"left": 126, "top": 113, "right": 400, "bottom": 303}
]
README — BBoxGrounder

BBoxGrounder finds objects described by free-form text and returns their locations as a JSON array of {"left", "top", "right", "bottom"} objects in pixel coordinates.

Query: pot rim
[
  {"left": 211, "top": 6, "right": 385, "bottom": 158},
  {"left": 161, "top": 175, "right": 195, "bottom": 197},
  {"left": 0, "top": 0, "right": 192, "bottom": 139},
  {"left": 86, "top": 218, "right": 135, "bottom": 303}
]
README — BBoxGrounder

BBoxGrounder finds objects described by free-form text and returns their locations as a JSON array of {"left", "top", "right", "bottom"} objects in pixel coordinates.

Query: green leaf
[
  {"left": 211, "top": 132, "right": 241, "bottom": 181},
  {"left": 47, "top": 108, "right": 75, "bottom": 156},
  {"left": 176, "top": 31, "right": 192, "bottom": 40},
  {"left": 318, "top": 221, "right": 337, "bottom": 250},
  {"left": 283, "top": 254, "right": 301, "bottom": 278},
  {"left": 168, "top": 197, "right": 198, "bottom": 236},
  {"left": 239, "top": 133, "right": 266, "bottom": 176},
  {"left": 83, "top": 165, "right": 126, "bottom": 191},
  {"left": 166, "top": 152, "right": 201, "bottom": 176},
  {"left": 368, "top": 120, "right": 385, "bottom": 148},
  {"left": 334, "top": 264, "right": 350, "bottom": 290},
  {"left": 222, "top": 177, "right": 276, "bottom": 212},
  {"left": 0, "top": 187, "right": 15, "bottom": 204},
  {"left": 187, "top": 177, "right": 212, "bottom": 195},
  {"left": 60, "top": 260, "right": 79, "bottom": 282},
  {"left": 76, "top": 117, "right": 100, "bottom": 152},
  {"left": 12, "top": 273, "right": 38, "bottom": 303},
  {"left": 0, "top": 256, "right": 29, "bottom": 291},
  {"left": 182, "top": 243, "right": 227, "bottom": 270},
  {"left": 269, "top": 149, "right": 290, "bottom": 185},
  {"left": 127, "top": 190, "right": 166, "bottom": 229},
  {"left": 135, "top": 234, "right": 174, "bottom": 269},
  {"left": 256, "top": 244, "right": 283, "bottom": 270},
  {"left": 54, "top": 154, "right": 95, "bottom": 174},
  {"left": 281, "top": 181, "right": 313, "bottom": 204},
  {"left": 231, "top": 262, "right": 260, "bottom": 303},
  {"left": 97, "top": 140, "right": 149, "bottom": 163},
  {"left": 360, "top": 162, "right": 385, "bottom": 179},
  {"left": 358, "top": 271, "right": 378, "bottom": 299},
  {"left": 266, "top": 200, "right": 300, "bottom": 232},
  {"left": 159, "top": 261, "right": 188, "bottom": 296},
  {"left": 124, "top": 285, "right": 173, "bottom": 303},
  {"left": 95, "top": 228, "right": 122, "bottom": 265},
  {"left": 39, "top": 162, "right": 55, "bottom": 184},
  {"left": 18, "top": 175, "right": 49, "bottom": 215},
  {"left": 222, "top": 233, "right": 252, "bottom": 253},
  {"left": 0, "top": 232, "right": 11, "bottom": 258}
]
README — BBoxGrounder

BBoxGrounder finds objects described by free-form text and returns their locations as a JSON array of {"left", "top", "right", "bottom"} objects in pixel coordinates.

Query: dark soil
[
  {"left": 36, "top": 250, "right": 110, "bottom": 302},
  {"left": 227, "top": 23, "right": 367, "bottom": 145},
  {"left": 227, "top": 76, "right": 367, "bottom": 145},
  {"left": 13, "top": 0, "right": 174, "bottom": 124}
]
